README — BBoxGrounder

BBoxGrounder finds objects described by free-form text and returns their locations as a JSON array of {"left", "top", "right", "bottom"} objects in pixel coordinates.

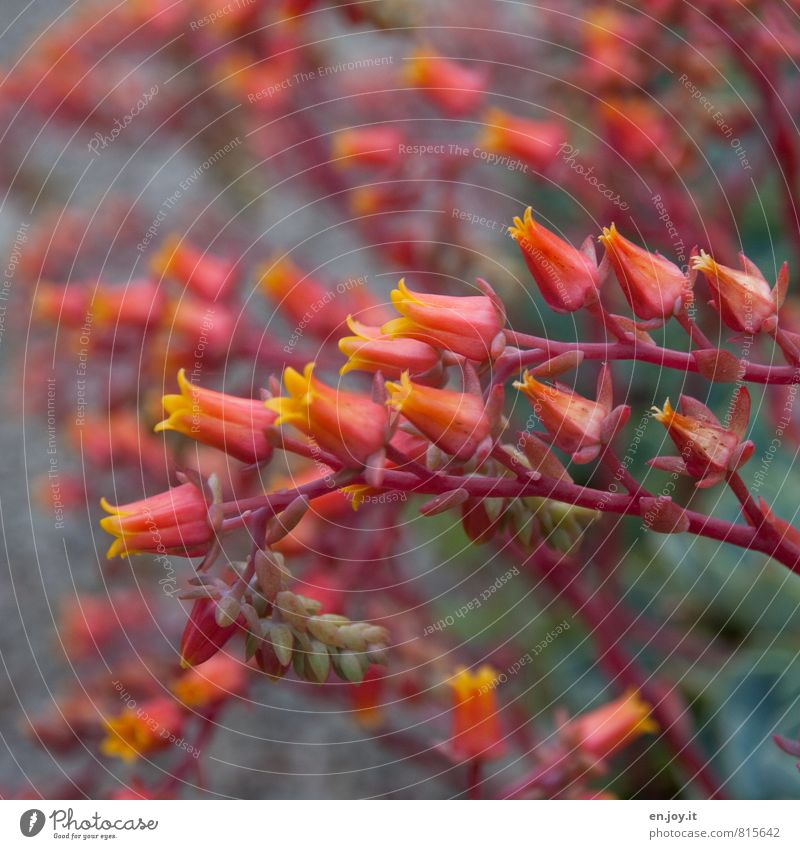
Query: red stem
[
  {"left": 520, "top": 545, "right": 728, "bottom": 799},
  {"left": 223, "top": 459, "right": 800, "bottom": 569},
  {"left": 504, "top": 330, "right": 800, "bottom": 386}
]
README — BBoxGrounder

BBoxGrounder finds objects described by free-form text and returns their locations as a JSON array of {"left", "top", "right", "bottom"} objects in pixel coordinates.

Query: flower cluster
[{"left": 14, "top": 0, "right": 800, "bottom": 803}]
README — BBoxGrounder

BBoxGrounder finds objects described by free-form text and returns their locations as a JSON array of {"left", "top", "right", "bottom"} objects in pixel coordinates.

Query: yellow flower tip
[
  {"left": 150, "top": 233, "right": 181, "bottom": 276},
  {"left": 105, "top": 537, "right": 132, "bottom": 560},
  {"left": 176, "top": 367, "right": 193, "bottom": 395},
  {"left": 509, "top": 207, "right": 536, "bottom": 241},
  {"left": 390, "top": 277, "right": 417, "bottom": 309},
  {"left": 380, "top": 316, "right": 415, "bottom": 339},
  {"left": 385, "top": 371, "right": 413, "bottom": 411},
  {"left": 403, "top": 52, "right": 426, "bottom": 85},
  {"left": 153, "top": 411, "right": 183, "bottom": 434},
  {"left": 513, "top": 370, "right": 540, "bottom": 395},
  {"left": 258, "top": 257, "right": 291, "bottom": 293},
  {"left": 283, "top": 363, "right": 315, "bottom": 397},
  {"left": 448, "top": 664, "right": 498, "bottom": 697},
  {"left": 179, "top": 656, "right": 192, "bottom": 670},
  {"left": 623, "top": 690, "right": 659, "bottom": 734},
  {"left": 337, "top": 356, "right": 362, "bottom": 376},
  {"left": 650, "top": 398, "right": 674, "bottom": 424},
  {"left": 99, "top": 496, "right": 119, "bottom": 515},
  {"left": 598, "top": 223, "right": 618, "bottom": 247},
  {"left": 691, "top": 250, "right": 716, "bottom": 274},
  {"left": 342, "top": 484, "right": 369, "bottom": 511},
  {"left": 474, "top": 664, "right": 499, "bottom": 689},
  {"left": 447, "top": 665, "right": 470, "bottom": 692}
]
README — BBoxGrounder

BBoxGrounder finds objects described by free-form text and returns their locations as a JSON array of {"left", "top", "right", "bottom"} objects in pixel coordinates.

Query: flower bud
[
  {"left": 338, "top": 315, "right": 442, "bottom": 378},
  {"left": 509, "top": 207, "right": 600, "bottom": 312},
  {"left": 99, "top": 482, "right": 212, "bottom": 559},
  {"left": 152, "top": 235, "right": 237, "bottom": 300},
  {"left": 565, "top": 690, "right": 658, "bottom": 761},
  {"left": 479, "top": 108, "right": 565, "bottom": 171},
  {"left": 404, "top": 51, "right": 486, "bottom": 115},
  {"left": 447, "top": 665, "right": 505, "bottom": 761},
  {"left": 386, "top": 372, "right": 491, "bottom": 460},
  {"left": 381, "top": 279, "right": 504, "bottom": 361},
  {"left": 514, "top": 372, "right": 608, "bottom": 464},
  {"left": 599, "top": 223, "right": 690, "bottom": 320},
  {"left": 650, "top": 389, "right": 753, "bottom": 488},
  {"left": 692, "top": 250, "right": 781, "bottom": 334},
  {"left": 331, "top": 126, "right": 404, "bottom": 168},
  {"left": 265, "top": 363, "right": 389, "bottom": 467},
  {"left": 179, "top": 596, "right": 240, "bottom": 668},
  {"left": 155, "top": 368, "right": 276, "bottom": 464}
]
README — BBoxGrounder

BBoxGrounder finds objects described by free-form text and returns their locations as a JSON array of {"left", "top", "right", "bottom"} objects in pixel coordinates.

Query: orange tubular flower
[
  {"left": 33, "top": 282, "right": 92, "bottom": 326},
  {"left": 385, "top": 372, "right": 491, "bottom": 461},
  {"left": 93, "top": 278, "right": 165, "bottom": 329},
  {"left": 566, "top": 690, "right": 658, "bottom": 761},
  {"left": 692, "top": 250, "right": 784, "bottom": 334},
  {"left": 172, "top": 653, "right": 247, "bottom": 706},
  {"left": 649, "top": 389, "right": 754, "bottom": 488},
  {"left": 152, "top": 235, "right": 237, "bottom": 301},
  {"left": 509, "top": 207, "right": 600, "bottom": 312},
  {"left": 479, "top": 107, "right": 565, "bottom": 171},
  {"left": 381, "top": 279, "right": 504, "bottom": 361},
  {"left": 599, "top": 223, "right": 691, "bottom": 320},
  {"left": 265, "top": 363, "right": 389, "bottom": 467},
  {"left": 100, "top": 697, "right": 184, "bottom": 762},
  {"left": 331, "top": 126, "right": 404, "bottom": 168},
  {"left": 166, "top": 298, "right": 236, "bottom": 356},
  {"left": 258, "top": 256, "right": 349, "bottom": 337},
  {"left": 515, "top": 369, "right": 619, "bottom": 464},
  {"left": 338, "top": 315, "right": 442, "bottom": 379},
  {"left": 404, "top": 51, "right": 486, "bottom": 116},
  {"left": 100, "top": 482, "right": 212, "bottom": 559},
  {"left": 448, "top": 666, "right": 504, "bottom": 761},
  {"left": 154, "top": 368, "right": 276, "bottom": 464}
]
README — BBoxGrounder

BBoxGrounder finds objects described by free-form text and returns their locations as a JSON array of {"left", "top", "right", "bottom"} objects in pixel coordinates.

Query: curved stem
[
  {"left": 504, "top": 330, "right": 800, "bottom": 386},
  {"left": 220, "top": 459, "right": 800, "bottom": 574}
]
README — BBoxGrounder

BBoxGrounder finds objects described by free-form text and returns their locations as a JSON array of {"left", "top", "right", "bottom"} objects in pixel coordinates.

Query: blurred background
[{"left": 2, "top": 0, "right": 800, "bottom": 800}]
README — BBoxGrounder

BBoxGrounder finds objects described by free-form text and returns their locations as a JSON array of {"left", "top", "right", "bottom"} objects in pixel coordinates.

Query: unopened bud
[
  {"left": 419, "top": 488, "right": 470, "bottom": 516},
  {"left": 254, "top": 548, "right": 287, "bottom": 602},
  {"left": 337, "top": 649, "right": 368, "bottom": 683},
  {"left": 275, "top": 591, "right": 309, "bottom": 632},
  {"left": 269, "top": 623, "right": 294, "bottom": 667},
  {"left": 308, "top": 614, "right": 347, "bottom": 646},
  {"left": 426, "top": 443, "right": 447, "bottom": 471},
  {"left": 214, "top": 595, "right": 241, "bottom": 628},
  {"left": 264, "top": 496, "right": 310, "bottom": 545},
  {"left": 307, "top": 639, "right": 331, "bottom": 683}
]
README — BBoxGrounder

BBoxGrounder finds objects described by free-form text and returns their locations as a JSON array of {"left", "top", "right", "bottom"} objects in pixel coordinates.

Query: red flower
[
  {"left": 381, "top": 279, "right": 504, "bottom": 361},
  {"left": 100, "top": 482, "right": 212, "bottom": 559},
  {"left": 386, "top": 372, "right": 491, "bottom": 461},
  {"left": 155, "top": 368, "right": 276, "bottom": 464},
  {"left": 447, "top": 666, "right": 505, "bottom": 761},
  {"left": 599, "top": 223, "right": 691, "bottom": 321},
  {"left": 650, "top": 388, "right": 754, "bottom": 488},
  {"left": 509, "top": 207, "right": 600, "bottom": 312}
]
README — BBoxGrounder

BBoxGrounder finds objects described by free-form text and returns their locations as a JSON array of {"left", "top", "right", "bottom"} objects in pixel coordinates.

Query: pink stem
[
  {"left": 504, "top": 330, "right": 800, "bottom": 386},
  {"left": 221, "top": 459, "right": 800, "bottom": 573}
]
